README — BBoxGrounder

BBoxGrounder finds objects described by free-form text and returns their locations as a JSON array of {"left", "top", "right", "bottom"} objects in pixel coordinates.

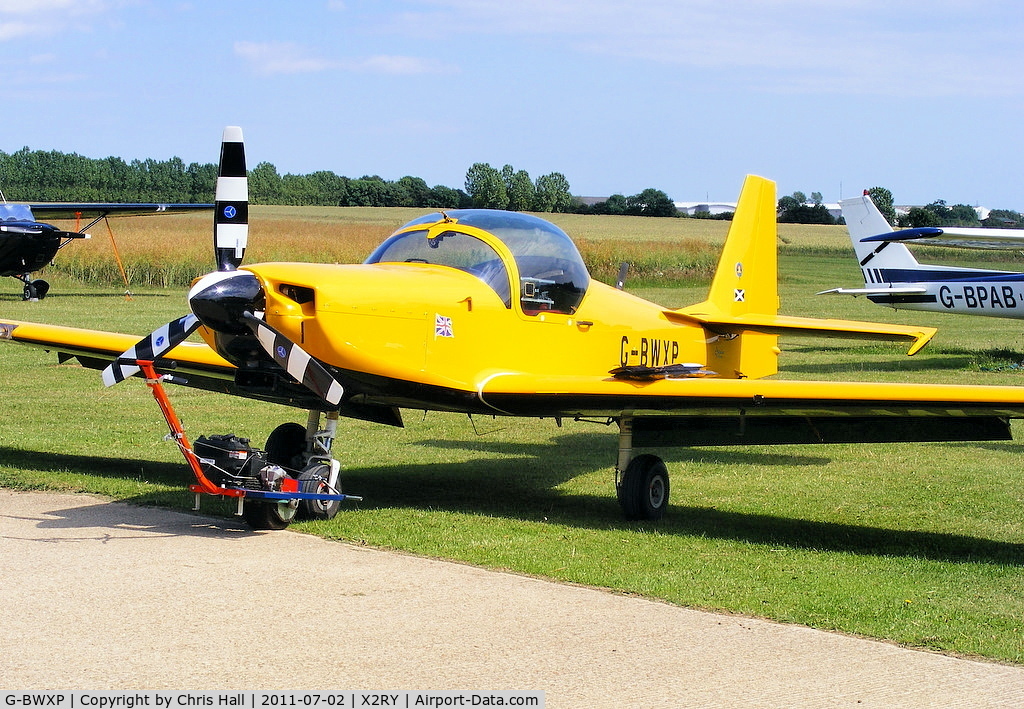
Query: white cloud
[
  {"left": 0, "top": 0, "right": 120, "bottom": 42},
  {"left": 0, "top": 21, "right": 35, "bottom": 39},
  {"left": 0, "top": 0, "right": 112, "bottom": 15},
  {"left": 391, "top": 0, "right": 1024, "bottom": 98},
  {"left": 234, "top": 41, "right": 332, "bottom": 76},
  {"left": 235, "top": 41, "right": 457, "bottom": 77},
  {"left": 342, "top": 55, "right": 457, "bottom": 75}
]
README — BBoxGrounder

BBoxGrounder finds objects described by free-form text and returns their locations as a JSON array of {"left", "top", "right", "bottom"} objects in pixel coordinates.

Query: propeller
[
  {"left": 101, "top": 126, "right": 345, "bottom": 407},
  {"left": 243, "top": 313, "right": 344, "bottom": 405},
  {"left": 102, "top": 313, "right": 200, "bottom": 386}
]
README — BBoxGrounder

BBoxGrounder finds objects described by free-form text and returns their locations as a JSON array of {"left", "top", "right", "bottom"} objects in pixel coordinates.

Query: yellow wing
[
  {"left": 1, "top": 319, "right": 236, "bottom": 391},
  {"left": 471, "top": 372, "right": 1024, "bottom": 445}
]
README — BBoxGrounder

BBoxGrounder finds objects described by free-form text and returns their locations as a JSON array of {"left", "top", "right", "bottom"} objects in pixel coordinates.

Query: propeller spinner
[{"left": 102, "top": 127, "right": 345, "bottom": 407}]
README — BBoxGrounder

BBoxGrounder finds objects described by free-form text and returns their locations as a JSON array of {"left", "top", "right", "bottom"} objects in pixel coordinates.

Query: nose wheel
[
  {"left": 17, "top": 275, "right": 49, "bottom": 301},
  {"left": 265, "top": 412, "right": 345, "bottom": 521}
]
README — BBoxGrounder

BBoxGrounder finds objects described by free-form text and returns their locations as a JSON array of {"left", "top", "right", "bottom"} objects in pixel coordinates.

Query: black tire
[
  {"left": 242, "top": 499, "right": 297, "bottom": 530},
  {"left": 22, "top": 283, "right": 36, "bottom": 301},
  {"left": 265, "top": 422, "right": 306, "bottom": 470},
  {"left": 617, "top": 454, "right": 670, "bottom": 521},
  {"left": 297, "top": 463, "right": 341, "bottom": 521},
  {"left": 32, "top": 280, "right": 50, "bottom": 299}
]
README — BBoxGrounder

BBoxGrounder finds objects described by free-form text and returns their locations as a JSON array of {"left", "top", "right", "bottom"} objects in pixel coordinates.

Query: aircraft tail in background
[
  {"left": 820, "top": 191, "right": 1024, "bottom": 321},
  {"left": 840, "top": 193, "right": 921, "bottom": 279}
]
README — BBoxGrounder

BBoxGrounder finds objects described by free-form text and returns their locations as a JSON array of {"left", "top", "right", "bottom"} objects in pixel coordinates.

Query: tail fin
[
  {"left": 677, "top": 175, "right": 780, "bottom": 378},
  {"left": 840, "top": 193, "right": 919, "bottom": 283},
  {"left": 705, "top": 174, "right": 780, "bottom": 317},
  {"left": 673, "top": 177, "right": 935, "bottom": 378}
]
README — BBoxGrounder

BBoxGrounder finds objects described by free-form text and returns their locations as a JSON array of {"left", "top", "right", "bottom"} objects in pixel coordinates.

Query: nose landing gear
[
  {"left": 16, "top": 273, "right": 49, "bottom": 301},
  {"left": 129, "top": 358, "right": 358, "bottom": 530}
]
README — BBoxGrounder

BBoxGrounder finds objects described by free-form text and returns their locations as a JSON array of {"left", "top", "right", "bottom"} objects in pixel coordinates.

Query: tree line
[
  {"left": 0, "top": 147, "right": 683, "bottom": 218},
  {"left": 780, "top": 188, "right": 1023, "bottom": 228},
  {"left": 6, "top": 146, "right": 1012, "bottom": 226}
]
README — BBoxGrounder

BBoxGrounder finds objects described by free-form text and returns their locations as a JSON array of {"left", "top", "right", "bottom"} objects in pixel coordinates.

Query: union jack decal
[{"left": 435, "top": 313, "right": 454, "bottom": 338}]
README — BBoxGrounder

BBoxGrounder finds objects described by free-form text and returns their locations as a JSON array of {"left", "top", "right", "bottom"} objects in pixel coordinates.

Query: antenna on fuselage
[{"left": 615, "top": 262, "right": 629, "bottom": 290}]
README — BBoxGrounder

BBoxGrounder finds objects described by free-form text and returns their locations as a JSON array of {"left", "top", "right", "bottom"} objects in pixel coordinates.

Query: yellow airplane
[{"left": 5, "top": 126, "right": 1024, "bottom": 530}]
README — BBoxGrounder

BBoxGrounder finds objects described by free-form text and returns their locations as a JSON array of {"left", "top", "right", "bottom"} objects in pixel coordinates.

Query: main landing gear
[{"left": 615, "top": 416, "right": 670, "bottom": 521}]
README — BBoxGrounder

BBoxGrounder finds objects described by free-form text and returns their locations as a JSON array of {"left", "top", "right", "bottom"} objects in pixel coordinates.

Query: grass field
[{"left": 2, "top": 208, "right": 1023, "bottom": 664}]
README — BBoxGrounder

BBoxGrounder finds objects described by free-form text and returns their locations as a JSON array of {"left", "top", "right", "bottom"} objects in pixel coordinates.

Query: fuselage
[
  {"left": 0, "top": 228, "right": 63, "bottom": 277},
  {"left": 863, "top": 263, "right": 1024, "bottom": 319},
  {"left": 195, "top": 209, "right": 727, "bottom": 413},
  {"left": 243, "top": 260, "right": 704, "bottom": 398}
]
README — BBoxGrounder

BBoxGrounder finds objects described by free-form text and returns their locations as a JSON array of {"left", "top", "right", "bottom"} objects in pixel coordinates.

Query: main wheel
[
  {"left": 617, "top": 454, "right": 670, "bottom": 521},
  {"left": 265, "top": 422, "right": 306, "bottom": 470},
  {"left": 297, "top": 462, "right": 341, "bottom": 521},
  {"left": 242, "top": 499, "right": 298, "bottom": 530}
]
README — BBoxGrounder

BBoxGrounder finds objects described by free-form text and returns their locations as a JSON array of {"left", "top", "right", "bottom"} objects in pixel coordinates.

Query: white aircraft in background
[{"left": 821, "top": 192, "right": 1024, "bottom": 320}]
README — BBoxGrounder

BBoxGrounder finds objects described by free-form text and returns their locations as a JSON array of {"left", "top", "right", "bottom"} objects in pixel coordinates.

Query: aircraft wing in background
[
  {"left": 28, "top": 203, "right": 214, "bottom": 219},
  {"left": 862, "top": 226, "right": 1024, "bottom": 251}
]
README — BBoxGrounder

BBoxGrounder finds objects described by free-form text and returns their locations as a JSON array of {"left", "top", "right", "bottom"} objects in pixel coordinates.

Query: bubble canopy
[{"left": 365, "top": 209, "right": 591, "bottom": 314}]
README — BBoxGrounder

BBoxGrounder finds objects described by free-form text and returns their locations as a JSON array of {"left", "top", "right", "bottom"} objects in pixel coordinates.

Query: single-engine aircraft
[
  {"left": 6, "top": 128, "right": 1024, "bottom": 530},
  {"left": 820, "top": 192, "right": 1024, "bottom": 320},
  {"left": 0, "top": 198, "right": 212, "bottom": 300}
]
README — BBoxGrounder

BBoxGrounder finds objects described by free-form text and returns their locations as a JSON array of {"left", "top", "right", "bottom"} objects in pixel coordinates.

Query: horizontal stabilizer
[
  {"left": 665, "top": 310, "right": 935, "bottom": 356},
  {"left": 816, "top": 286, "right": 928, "bottom": 296}
]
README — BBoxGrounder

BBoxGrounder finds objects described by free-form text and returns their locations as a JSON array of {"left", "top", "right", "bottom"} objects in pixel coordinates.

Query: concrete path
[{"left": 2, "top": 490, "right": 1023, "bottom": 707}]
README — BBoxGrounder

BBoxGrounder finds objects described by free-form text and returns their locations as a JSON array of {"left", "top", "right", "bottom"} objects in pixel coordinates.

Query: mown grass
[{"left": 3, "top": 209, "right": 1024, "bottom": 664}]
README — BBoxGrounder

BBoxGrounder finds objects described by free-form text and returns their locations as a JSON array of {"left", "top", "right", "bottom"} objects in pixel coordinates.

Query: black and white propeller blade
[
  {"left": 215, "top": 126, "right": 248, "bottom": 271},
  {"left": 242, "top": 313, "right": 345, "bottom": 406},
  {"left": 101, "top": 314, "right": 200, "bottom": 386}
]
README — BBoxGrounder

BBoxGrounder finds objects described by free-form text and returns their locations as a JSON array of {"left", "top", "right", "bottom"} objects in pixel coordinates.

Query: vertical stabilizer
[
  {"left": 840, "top": 194, "right": 919, "bottom": 282},
  {"left": 679, "top": 175, "right": 780, "bottom": 379},
  {"left": 703, "top": 174, "right": 779, "bottom": 318}
]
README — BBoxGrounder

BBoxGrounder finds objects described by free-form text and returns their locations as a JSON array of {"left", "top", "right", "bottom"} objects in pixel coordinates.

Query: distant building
[
  {"left": 674, "top": 201, "right": 737, "bottom": 216},
  {"left": 675, "top": 201, "right": 842, "bottom": 219}
]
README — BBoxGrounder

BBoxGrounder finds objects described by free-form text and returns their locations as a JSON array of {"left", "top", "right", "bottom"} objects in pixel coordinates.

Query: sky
[{"left": 2, "top": 0, "right": 1023, "bottom": 209}]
